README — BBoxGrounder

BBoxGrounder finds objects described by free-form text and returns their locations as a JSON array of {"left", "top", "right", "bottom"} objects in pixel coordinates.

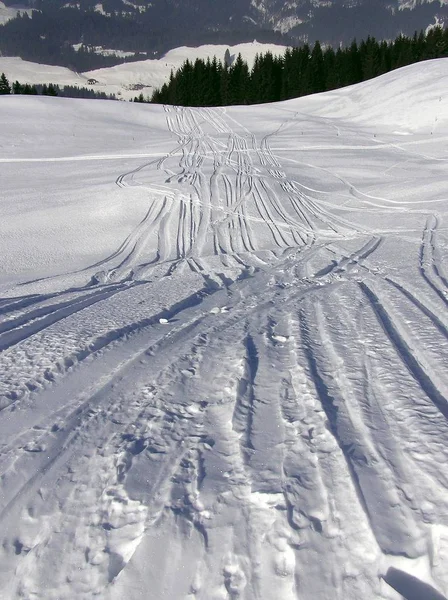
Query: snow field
[{"left": 1, "top": 59, "right": 448, "bottom": 599}]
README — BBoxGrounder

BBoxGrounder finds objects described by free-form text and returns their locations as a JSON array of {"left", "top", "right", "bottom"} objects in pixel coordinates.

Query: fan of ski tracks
[
  {"left": 0, "top": 105, "right": 446, "bottom": 396},
  {"left": 114, "top": 105, "right": 367, "bottom": 273},
  {"left": 0, "top": 105, "right": 365, "bottom": 403},
  {"left": 0, "top": 105, "right": 447, "bottom": 423}
]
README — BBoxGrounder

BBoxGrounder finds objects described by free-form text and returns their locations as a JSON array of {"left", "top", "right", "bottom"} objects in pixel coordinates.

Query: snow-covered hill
[
  {"left": 0, "top": 56, "right": 87, "bottom": 88},
  {"left": 0, "top": 41, "right": 288, "bottom": 100},
  {"left": 0, "top": 0, "right": 33, "bottom": 24},
  {"left": 1, "top": 59, "right": 448, "bottom": 600}
]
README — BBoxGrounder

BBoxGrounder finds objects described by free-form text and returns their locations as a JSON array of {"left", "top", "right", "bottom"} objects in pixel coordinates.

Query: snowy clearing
[{"left": 1, "top": 58, "right": 448, "bottom": 600}]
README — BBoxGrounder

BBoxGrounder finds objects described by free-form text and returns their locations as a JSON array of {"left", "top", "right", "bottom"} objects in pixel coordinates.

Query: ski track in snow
[{"left": 1, "top": 97, "right": 448, "bottom": 600}]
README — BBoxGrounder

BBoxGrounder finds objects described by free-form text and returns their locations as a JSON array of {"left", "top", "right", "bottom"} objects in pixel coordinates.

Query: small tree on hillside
[
  {"left": 47, "top": 83, "right": 59, "bottom": 96},
  {"left": 0, "top": 73, "right": 11, "bottom": 95},
  {"left": 13, "top": 80, "right": 23, "bottom": 94}
]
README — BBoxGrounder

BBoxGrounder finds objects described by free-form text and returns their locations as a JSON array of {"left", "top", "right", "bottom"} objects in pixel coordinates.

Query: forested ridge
[{"left": 150, "top": 27, "right": 448, "bottom": 106}]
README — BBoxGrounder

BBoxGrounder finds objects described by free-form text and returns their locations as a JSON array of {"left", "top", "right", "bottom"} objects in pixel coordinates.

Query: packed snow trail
[{"left": 1, "top": 60, "right": 448, "bottom": 600}]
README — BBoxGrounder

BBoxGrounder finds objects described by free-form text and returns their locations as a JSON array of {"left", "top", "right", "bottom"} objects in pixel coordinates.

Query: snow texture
[{"left": 1, "top": 58, "right": 448, "bottom": 600}]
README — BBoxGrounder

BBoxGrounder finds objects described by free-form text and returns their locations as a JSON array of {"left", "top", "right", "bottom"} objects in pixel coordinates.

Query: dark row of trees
[
  {"left": 0, "top": 73, "right": 115, "bottom": 99},
  {"left": 151, "top": 26, "right": 448, "bottom": 106}
]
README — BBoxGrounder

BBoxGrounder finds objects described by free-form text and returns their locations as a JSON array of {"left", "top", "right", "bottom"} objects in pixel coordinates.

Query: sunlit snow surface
[{"left": 1, "top": 59, "right": 448, "bottom": 600}]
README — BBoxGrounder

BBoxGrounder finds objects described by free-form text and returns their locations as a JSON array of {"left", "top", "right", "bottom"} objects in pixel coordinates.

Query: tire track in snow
[
  {"left": 276, "top": 314, "right": 331, "bottom": 532},
  {"left": 314, "top": 235, "right": 383, "bottom": 278},
  {"left": 360, "top": 280, "right": 448, "bottom": 422},
  {"left": 420, "top": 215, "right": 448, "bottom": 305},
  {"left": 0, "top": 281, "right": 216, "bottom": 408},
  {"left": 386, "top": 277, "right": 448, "bottom": 341},
  {"left": 299, "top": 297, "right": 426, "bottom": 558},
  {"left": 279, "top": 310, "right": 385, "bottom": 598},
  {"left": 0, "top": 285, "right": 126, "bottom": 352}
]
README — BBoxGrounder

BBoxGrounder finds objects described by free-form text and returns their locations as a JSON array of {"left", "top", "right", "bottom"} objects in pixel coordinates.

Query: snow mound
[{"left": 301, "top": 58, "right": 448, "bottom": 132}]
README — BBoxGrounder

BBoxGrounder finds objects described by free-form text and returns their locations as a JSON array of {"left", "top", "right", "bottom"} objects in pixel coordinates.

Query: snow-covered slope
[
  {"left": 0, "top": 56, "right": 89, "bottom": 87},
  {"left": 0, "top": 1, "right": 33, "bottom": 24},
  {"left": 305, "top": 58, "right": 448, "bottom": 131},
  {"left": 0, "top": 41, "right": 288, "bottom": 100},
  {"left": 1, "top": 59, "right": 448, "bottom": 600}
]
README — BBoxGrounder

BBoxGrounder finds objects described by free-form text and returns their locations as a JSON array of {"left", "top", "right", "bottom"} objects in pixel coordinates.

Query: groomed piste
[{"left": 1, "top": 58, "right": 448, "bottom": 599}]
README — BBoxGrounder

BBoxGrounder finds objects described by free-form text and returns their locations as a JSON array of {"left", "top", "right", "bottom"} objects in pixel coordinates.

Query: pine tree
[
  {"left": 12, "top": 80, "right": 23, "bottom": 94},
  {"left": 220, "top": 62, "right": 230, "bottom": 106},
  {"left": 228, "top": 54, "right": 249, "bottom": 105},
  {"left": 204, "top": 57, "right": 221, "bottom": 106},
  {"left": 324, "top": 46, "right": 338, "bottom": 90},
  {"left": 47, "top": 83, "right": 59, "bottom": 96},
  {"left": 411, "top": 31, "right": 425, "bottom": 62},
  {"left": 257, "top": 52, "right": 282, "bottom": 103},
  {"left": 425, "top": 26, "right": 447, "bottom": 59},
  {"left": 176, "top": 59, "right": 194, "bottom": 105},
  {"left": 378, "top": 41, "right": 391, "bottom": 75},
  {"left": 361, "top": 36, "right": 381, "bottom": 80},
  {"left": 310, "top": 41, "right": 325, "bottom": 93},
  {"left": 0, "top": 73, "right": 11, "bottom": 95},
  {"left": 191, "top": 58, "right": 207, "bottom": 106},
  {"left": 392, "top": 35, "right": 413, "bottom": 68},
  {"left": 348, "top": 40, "right": 363, "bottom": 85}
]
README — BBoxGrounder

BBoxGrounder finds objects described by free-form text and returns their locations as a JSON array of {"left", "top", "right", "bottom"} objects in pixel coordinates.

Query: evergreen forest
[{"left": 150, "top": 27, "right": 448, "bottom": 106}]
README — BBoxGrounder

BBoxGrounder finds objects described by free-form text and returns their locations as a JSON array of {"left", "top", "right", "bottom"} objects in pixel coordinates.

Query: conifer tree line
[
  {"left": 0, "top": 75, "right": 115, "bottom": 99},
  {"left": 150, "top": 27, "right": 448, "bottom": 106}
]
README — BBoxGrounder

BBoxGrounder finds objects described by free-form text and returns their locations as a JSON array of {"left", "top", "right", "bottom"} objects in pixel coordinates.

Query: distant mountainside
[
  {"left": 0, "top": 42, "right": 289, "bottom": 100},
  {"left": 0, "top": 0, "right": 446, "bottom": 70}
]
